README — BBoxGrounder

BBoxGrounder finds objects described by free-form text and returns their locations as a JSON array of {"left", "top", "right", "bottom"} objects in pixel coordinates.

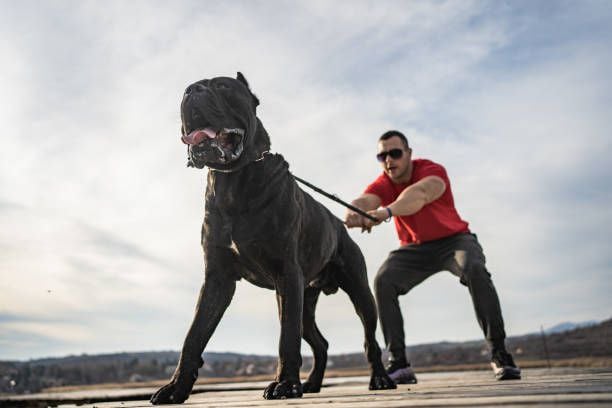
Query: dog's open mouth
[{"left": 183, "top": 127, "right": 245, "bottom": 165}]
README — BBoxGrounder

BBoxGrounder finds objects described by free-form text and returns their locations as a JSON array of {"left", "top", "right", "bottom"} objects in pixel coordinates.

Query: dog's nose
[{"left": 185, "top": 83, "right": 207, "bottom": 95}]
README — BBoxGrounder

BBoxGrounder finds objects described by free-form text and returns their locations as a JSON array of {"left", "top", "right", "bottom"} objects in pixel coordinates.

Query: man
[{"left": 344, "top": 130, "right": 520, "bottom": 384}]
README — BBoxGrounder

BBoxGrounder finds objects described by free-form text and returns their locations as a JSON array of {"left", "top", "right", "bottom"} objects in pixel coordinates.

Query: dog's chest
[
  {"left": 229, "top": 240, "right": 240, "bottom": 256},
  {"left": 227, "top": 236, "right": 277, "bottom": 288},
  {"left": 228, "top": 217, "right": 284, "bottom": 260}
]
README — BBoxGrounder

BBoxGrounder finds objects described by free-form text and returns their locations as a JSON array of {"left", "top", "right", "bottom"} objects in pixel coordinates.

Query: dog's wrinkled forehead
[
  {"left": 185, "top": 77, "right": 244, "bottom": 96},
  {"left": 183, "top": 74, "right": 258, "bottom": 111}
]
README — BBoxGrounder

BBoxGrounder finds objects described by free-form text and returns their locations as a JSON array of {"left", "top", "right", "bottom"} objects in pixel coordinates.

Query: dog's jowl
[{"left": 150, "top": 73, "right": 396, "bottom": 404}]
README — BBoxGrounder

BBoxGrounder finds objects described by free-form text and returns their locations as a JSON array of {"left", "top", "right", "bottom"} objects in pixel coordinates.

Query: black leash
[{"left": 293, "top": 175, "right": 378, "bottom": 222}]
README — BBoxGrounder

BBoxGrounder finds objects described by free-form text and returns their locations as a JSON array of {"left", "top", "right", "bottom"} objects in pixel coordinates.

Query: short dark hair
[{"left": 379, "top": 130, "right": 409, "bottom": 148}]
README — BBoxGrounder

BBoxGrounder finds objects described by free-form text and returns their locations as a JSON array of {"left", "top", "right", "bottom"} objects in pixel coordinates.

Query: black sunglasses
[{"left": 376, "top": 148, "right": 404, "bottom": 162}]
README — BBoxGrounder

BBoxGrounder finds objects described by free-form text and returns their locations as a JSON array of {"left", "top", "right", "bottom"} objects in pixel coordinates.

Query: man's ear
[{"left": 236, "top": 71, "right": 260, "bottom": 108}]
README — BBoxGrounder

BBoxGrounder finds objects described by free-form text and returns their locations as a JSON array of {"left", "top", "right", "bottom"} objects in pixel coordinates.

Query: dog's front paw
[
  {"left": 150, "top": 380, "right": 193, "bottom": 405},
  {"left": 263, "top": 380, "right": 303, "bottom": 399},
  {"left": 302, "top": 380, "right": 322, "bottom": 393},
  {"left": 368, "top": 372, "right": 397, "bottom": 391}
]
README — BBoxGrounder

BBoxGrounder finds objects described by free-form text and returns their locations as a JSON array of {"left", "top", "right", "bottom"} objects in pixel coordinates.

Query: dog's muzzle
[{"left": 183, "top": 127, "right": 245, "bottom": 167}]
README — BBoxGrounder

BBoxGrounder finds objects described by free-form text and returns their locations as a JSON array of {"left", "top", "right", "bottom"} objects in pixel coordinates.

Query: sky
[{"left": 1, "top": 0, "right": 611, "bottom": 361}]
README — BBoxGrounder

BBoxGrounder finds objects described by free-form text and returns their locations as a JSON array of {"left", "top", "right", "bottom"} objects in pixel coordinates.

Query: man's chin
[
  {"left": 386, "top": 169, "right": 406, "bottom": 183},
  {"left": 386, "top": 169, "right": 398, "bottom": 179}
]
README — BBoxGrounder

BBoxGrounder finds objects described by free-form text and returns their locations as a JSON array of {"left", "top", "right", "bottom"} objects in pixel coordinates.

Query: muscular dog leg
[
  {"left": 301, "top": 287, "right": 328, "bottom": 393},
  {"left": 263, "top": 266, "right": 304, "bottom": 399},
  {"left": 151, "top": 252, "right": 237, "bottom": 405},
  {"left": 338, "top": 238, "right": 396, "bottom": 391}
]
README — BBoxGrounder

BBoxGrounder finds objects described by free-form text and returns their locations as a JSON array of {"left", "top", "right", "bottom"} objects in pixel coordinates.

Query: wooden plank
[{"left": 3, "top": 367, "right": 610, "bottom": 407}]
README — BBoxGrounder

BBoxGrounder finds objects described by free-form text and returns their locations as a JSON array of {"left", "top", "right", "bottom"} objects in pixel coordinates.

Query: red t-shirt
[{"left": 364, "top": 159, "right": 469, "bottom": 245}]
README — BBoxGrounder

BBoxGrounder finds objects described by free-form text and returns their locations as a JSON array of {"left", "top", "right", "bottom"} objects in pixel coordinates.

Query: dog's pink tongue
[{"left": 182, "top": 128, "right": 217, "bottom": 145}]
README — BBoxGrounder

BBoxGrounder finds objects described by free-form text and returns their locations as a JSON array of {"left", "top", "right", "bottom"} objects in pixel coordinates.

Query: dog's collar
[
  {"left": 209, "top": 150, "right": 271, "bottom": 173},
  {"left": 254, "top": 150, "right": 270, "bottom": 162}
]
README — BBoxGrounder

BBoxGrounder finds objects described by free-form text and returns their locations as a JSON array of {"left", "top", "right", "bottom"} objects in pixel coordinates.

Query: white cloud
[{"left": 1, "top": 1, "right": 611, "bottom": 360}]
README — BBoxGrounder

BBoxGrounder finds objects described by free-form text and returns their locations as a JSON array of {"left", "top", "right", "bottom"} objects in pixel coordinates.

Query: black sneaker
[
  {"left": 386, "top": 358, "right": 417, "bottom": 384},
  {"left": 491, "top": 350, "right": 521, "bottom": 380}
]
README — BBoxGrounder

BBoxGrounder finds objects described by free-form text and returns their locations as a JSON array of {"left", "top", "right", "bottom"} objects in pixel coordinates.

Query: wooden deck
[{"left": 4, "top": 367, "right": 612, "bottom": 407}]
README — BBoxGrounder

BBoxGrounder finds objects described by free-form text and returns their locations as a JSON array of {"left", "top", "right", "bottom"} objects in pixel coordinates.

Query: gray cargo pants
[{"left": 374, "top": 232, "right": 507, "bottom": 361}]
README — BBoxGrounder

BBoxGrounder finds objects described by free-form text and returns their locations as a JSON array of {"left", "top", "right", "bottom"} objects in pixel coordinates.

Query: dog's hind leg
[
  {"left": 337, "top": 236, "right": 397, "bottom": 391},
  {"left": 301, "top": 287, "right": 328, "bottom": 393}
]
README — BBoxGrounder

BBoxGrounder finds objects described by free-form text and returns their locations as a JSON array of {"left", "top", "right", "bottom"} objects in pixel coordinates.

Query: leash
[
  {"left": 293, "top": 175, "right": 378, "bottom": 222},
  {"left": 204, "top": 149, "right": 377, "bottom": 222}
]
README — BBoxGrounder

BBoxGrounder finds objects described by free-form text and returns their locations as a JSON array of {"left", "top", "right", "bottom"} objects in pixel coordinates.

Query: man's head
[{"left": 377, "top": 130, "right": 412, "bottom": 183}]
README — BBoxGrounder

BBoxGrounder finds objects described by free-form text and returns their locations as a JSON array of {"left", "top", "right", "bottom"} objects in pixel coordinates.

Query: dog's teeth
[
  {"left": 222, "top": 128, "right": 245, "bottom": 136},
  {"left": 215, "top": 145, "right": 225, "bottom": 159}
]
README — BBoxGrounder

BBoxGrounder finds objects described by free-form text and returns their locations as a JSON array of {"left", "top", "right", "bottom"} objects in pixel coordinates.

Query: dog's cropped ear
[
  {"left": 236, "top": 72, "right": 260, "bottom": 108},
  {"left": 236, "top": 72, "right": 250, "bottom": 88}
]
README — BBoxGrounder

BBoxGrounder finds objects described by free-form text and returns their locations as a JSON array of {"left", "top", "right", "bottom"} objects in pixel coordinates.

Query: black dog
[{"left": 150, "top": 73, "right": 395, "bottom": 404}]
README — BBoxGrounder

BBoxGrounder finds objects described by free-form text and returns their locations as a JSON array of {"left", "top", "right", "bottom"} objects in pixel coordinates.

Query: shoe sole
[
  {"left": 388, "top": 367, "right": 418, "bottom": 384},
  {"left": 492, "top": 365, "right": 521, "bottom": 380}
]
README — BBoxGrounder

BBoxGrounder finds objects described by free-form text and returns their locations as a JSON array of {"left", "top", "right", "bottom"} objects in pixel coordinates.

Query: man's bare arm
[
  {"left": 366, "top": 176, "right": 446, "bottom": 224},
  {"left": 344, "top": 193, "right": 381, "bottom": 228}
]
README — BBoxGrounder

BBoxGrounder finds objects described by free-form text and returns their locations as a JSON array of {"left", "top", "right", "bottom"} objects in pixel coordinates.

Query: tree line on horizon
[{"left": 1, "top": 318, "right": 610, "bottom": 395}]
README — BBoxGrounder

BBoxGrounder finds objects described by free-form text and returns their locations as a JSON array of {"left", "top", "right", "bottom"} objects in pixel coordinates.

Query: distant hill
[
  {"left": 1, "top": 317, "right": 610, "bottom": 395},
  {"left": 545, "top": 320, "right": 599, "bottom": 334},
  {"left": 322, "top": 317, "right": 611, "bottom": 370}
]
